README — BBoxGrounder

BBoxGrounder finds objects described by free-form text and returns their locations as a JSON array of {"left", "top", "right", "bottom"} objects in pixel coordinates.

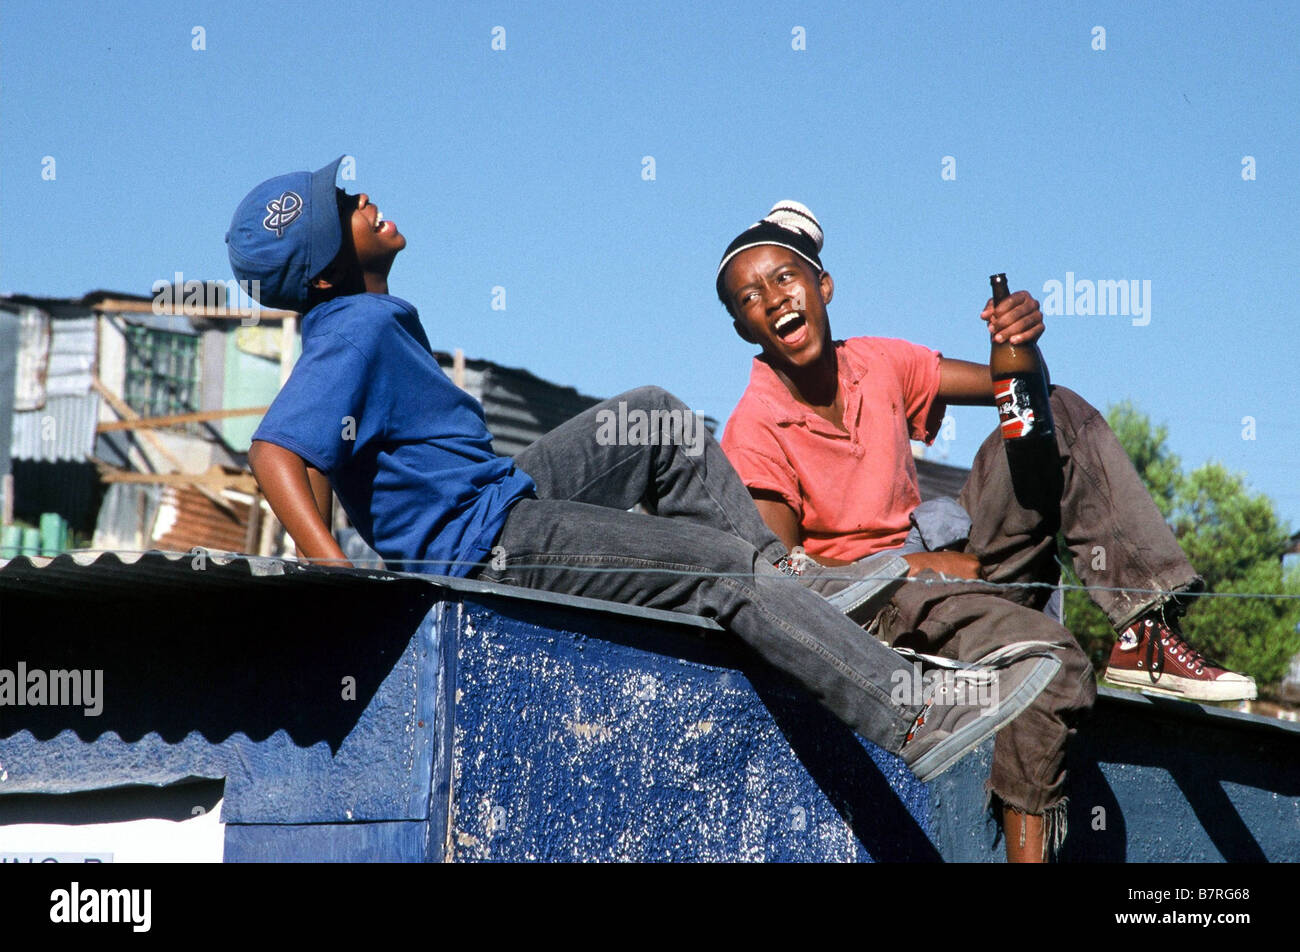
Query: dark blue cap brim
[{"left": 308, "top": 155, "right": 346, "bottom": 281}]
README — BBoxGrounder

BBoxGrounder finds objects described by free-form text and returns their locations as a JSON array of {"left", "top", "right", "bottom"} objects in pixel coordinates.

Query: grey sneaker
[
  {"left": 899, "top": 647, "right": 1061, "bottom": 783},
  {"left": 797, "top": 552, "right": 910, "bottom": 624}
]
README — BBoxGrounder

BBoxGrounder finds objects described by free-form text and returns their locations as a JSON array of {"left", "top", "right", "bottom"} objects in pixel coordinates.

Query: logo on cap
[{"left": 263, "top": 191, "right": 303, "bottom": 237}]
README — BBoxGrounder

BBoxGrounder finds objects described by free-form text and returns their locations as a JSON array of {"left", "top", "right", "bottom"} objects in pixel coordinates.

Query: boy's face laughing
[
  {"left": 724, "top": 245, "right": 834, "bottom": 371},
  {"left": 312, "top": 190, "right": 406, "bottom": 299},
  {"left": 343, "top": 191, "right": 406, "bottom": 270}
]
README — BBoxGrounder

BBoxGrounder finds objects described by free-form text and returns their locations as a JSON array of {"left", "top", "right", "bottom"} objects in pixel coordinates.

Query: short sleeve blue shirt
[{"left": 251, "top": 293, "right": 536, "bottom": 575}]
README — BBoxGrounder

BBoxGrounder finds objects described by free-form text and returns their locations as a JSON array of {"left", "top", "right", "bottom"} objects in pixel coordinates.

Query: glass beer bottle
[
  {"left": 989, "top": 273, "right": 1054, "bottom": 443},
  {"left": 989, "top": 273, "right": 1059, "bottom": 509}
]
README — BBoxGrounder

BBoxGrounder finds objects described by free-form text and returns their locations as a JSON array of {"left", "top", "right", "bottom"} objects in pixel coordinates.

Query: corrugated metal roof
[
  {"left": 44, "top": 315, "right": 96, "bottom": 395},
  {"left": 1, "top": 550, "right": 1295, "bottom": 739},
  {"left": 9, "top": 310, "right": 99, "bottom": 462},
  {"left": 0, "top": 550, "right": 401, "bottom": 600},
  {"left": 10, "top": 305, "right": 49, "bottom": 411},
  {"left": 91, "top": 482, "right": 162, "bottom": 551},
  {"left": 0, "top": 550, "right": 723, "bottom": 632},
  {"left": 916, "top": 458, "right": 971, "bottom": 501},
  {"left": 433, "top": 351, "right": 602, "bottom": 458},
  {"left": 152, "top": 485, "right": 251, "bottom": 553},
  {"left": 10, "top": 393, "right": 101, "bottom": 462},
  {"left": 429, "top": 351, "right": 721, "bottom": 459}
]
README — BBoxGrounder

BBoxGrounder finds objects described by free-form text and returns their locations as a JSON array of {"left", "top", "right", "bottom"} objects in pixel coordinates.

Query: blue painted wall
[
  {"left": 1, "top": 555, "right": 1297, "bottom": 862},
  {"left": 448, "top": 597, "right": 934, "bottom": 861}
]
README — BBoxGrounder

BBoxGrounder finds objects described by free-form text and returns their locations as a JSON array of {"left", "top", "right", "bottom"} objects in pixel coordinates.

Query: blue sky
[{"left": 3, "top": 1, "right": 1297, "bottom": 527}]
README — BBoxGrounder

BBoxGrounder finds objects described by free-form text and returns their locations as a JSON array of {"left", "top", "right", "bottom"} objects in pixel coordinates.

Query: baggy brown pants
[{"left": 838, "top": 387, "right": 1201, "bottom": 817}]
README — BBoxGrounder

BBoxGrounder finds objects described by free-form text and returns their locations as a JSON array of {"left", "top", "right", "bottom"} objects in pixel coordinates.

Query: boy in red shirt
[{"left": 716, "top": 201, "right": 1255, "bottom": 861}]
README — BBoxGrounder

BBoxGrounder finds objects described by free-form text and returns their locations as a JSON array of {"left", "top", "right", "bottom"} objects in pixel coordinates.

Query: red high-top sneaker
[{"left": 1103, "top": 615, "right": 1256, "bottom": 701}]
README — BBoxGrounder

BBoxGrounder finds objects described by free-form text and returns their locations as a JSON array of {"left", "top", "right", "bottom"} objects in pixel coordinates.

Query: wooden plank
[
  {"left": 93, "top": 298, "right": 296, "bottom": 321},
  {"left": 96, "top": 468, "right": 259, "bottom": 493},
  {"left": 90, "top": 376, "right": 240, "bottom": 515},
  {"left": 96, "top": 405, "right": 269, "bottom": 433},
  {"left": 279, "top": 313, "right": 297, "bottom": 386},
  {"left": 92, "top": 376, "right": 194, "bottom": 476}
]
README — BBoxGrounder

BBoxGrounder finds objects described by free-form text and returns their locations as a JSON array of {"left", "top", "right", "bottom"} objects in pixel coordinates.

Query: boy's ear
[
  {"left": 819, "top": 270, "right": 834, "bottom": 305},
  {"left": 732, "top": 318, "right": 757, "bottom": 345},
  {"left": 309, "top": 258, "right": 340, "bottom": 292}
]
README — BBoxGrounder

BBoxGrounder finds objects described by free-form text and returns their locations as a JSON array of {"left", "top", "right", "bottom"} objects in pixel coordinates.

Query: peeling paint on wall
[{"left": 449, "top": 599, "right": 934, "bottom": 861}]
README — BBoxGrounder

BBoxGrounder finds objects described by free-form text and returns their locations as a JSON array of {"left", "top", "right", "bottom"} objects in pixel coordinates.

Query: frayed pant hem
[{"left": 986, "top": 789, "right": 1069, "bottom": 862}]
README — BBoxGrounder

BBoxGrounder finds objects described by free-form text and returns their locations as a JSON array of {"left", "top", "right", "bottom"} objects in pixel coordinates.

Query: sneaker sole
[
  {"left": 1102, "top": 668, "right": 1257, "bottom": 702},
  {"left": 907, "top": 654, "right": 1061, "bottom": 783}
]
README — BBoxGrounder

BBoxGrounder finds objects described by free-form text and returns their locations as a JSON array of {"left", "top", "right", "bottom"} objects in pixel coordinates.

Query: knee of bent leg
[
  {"left": 620, "top": 385, "right": 685, "bottom": 414},
  {"left": 1047, "top": 637, "right": 1097, "bottom": 713},
  {"left": 1048, "top": 385, "right": 1101, "bottom": 428}
]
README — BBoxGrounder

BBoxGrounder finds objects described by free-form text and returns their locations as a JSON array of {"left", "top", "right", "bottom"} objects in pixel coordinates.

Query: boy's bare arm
[
  {"left": 750, "top": 490, "right": 803, "bottom": 552},
  {"left": 751, "top": 490, "right": 857, "bottom": 566},
  {"left": 938, "top": 358, "right": 995, "bottom": 405},
  {"left": 248, "top": 440, "right": 351, "bottom": 567},
  {"left": 305, "top": 465, "right": 332, "bottom": 526}
]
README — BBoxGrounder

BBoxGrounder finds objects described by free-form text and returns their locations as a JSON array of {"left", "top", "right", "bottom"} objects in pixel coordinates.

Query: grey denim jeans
[{"left": 475, "top": 386, "right": 927, "bottom": 754}]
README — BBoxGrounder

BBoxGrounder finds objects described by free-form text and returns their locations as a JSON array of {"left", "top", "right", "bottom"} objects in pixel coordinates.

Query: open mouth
[
  {"left": 773, "top": 311, "right": 806, "bottom": 341},
  {"left": 373, "top": 209, "right": 392, "bottom": 233}
]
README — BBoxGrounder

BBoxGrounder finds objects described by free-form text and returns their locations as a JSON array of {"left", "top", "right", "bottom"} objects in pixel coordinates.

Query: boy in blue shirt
[{"left": 226, "top": 156, "right": 1060, "bottom": 786}]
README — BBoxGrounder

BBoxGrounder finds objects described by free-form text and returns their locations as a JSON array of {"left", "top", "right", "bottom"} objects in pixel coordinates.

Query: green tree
[{"left": 1060, "top": 403, "right": 1300, "bottom": 692}]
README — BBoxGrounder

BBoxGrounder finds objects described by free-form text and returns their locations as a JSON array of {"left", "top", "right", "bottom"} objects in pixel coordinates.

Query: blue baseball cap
[{"left": 225, "top": 155, "right": 346, "bottom": 311}]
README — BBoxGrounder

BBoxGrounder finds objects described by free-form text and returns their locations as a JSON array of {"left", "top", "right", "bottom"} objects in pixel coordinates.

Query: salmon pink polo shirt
[{"left": 720, "top": 337, "right": 947, "bottom": 563}]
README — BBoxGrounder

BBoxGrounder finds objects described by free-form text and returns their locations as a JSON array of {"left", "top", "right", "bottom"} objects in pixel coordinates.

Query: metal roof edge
[
  {"left": 1095, "top": 685, "right": 1300, "bottom": 739},
  {"left": 0, "top": 550, "right": 725, "bottom": 633},
  {"left": 4, "top": 552, "right": 1294, "bottom": 735}
]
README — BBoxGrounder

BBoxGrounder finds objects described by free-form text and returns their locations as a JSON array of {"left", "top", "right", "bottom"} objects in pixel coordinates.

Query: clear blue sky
[{"left": 3, "top": 1, "right": 1297, "bottom": 527}]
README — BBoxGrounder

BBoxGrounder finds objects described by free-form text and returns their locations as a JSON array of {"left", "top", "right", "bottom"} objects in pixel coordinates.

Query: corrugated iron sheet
[
  {"left": 915, "top": 458, "right": 971, "bottom": 501},
  {"left": 433, "top": 351, "right": 601, "bottom": 458},
  {"left": 10, "top": 393, "right": 101, "bottom": 462},
  {"left": 0, "top": 549, "right": 723, "bottom": 632},
  {"left": 91, "top": 482, "right": 162, "bottom": 551},
  {"left": 0, "top": 550, "right": 402, "bottom": 600},
  {"left": 10, "top": 311, "right": 99, "bottom": 462},
  {"left": 0, "top": 311, "right": 17, "bottom": 479},
  {"left": 152, "top": 485, "right": 251, "bottom": 553},
  {"left": 44, "top": 315, "right": 96, "bottom": 396},
  {"left": 10, "top": 305, "right": 50, "bottom": 411}
]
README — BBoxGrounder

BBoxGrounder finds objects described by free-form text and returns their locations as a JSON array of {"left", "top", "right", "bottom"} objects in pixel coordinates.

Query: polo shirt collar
[{"left": 747, "top": 340, "right": 867, "bottom": 429}]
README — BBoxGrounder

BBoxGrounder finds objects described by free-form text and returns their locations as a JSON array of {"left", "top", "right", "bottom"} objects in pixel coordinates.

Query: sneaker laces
[{"left": 1144, "top": 616, "right": 1208, "bottom": 681}]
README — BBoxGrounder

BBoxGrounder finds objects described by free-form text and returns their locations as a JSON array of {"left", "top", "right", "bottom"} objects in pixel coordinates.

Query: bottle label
[{"left": 994, "top": 373, "right": 1052, "bottom": 441}]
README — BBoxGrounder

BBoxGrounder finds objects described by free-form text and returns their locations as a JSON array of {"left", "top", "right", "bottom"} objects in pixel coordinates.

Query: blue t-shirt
[{"left": 251, "top": 292, "right": 536, "bottom": 575}]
